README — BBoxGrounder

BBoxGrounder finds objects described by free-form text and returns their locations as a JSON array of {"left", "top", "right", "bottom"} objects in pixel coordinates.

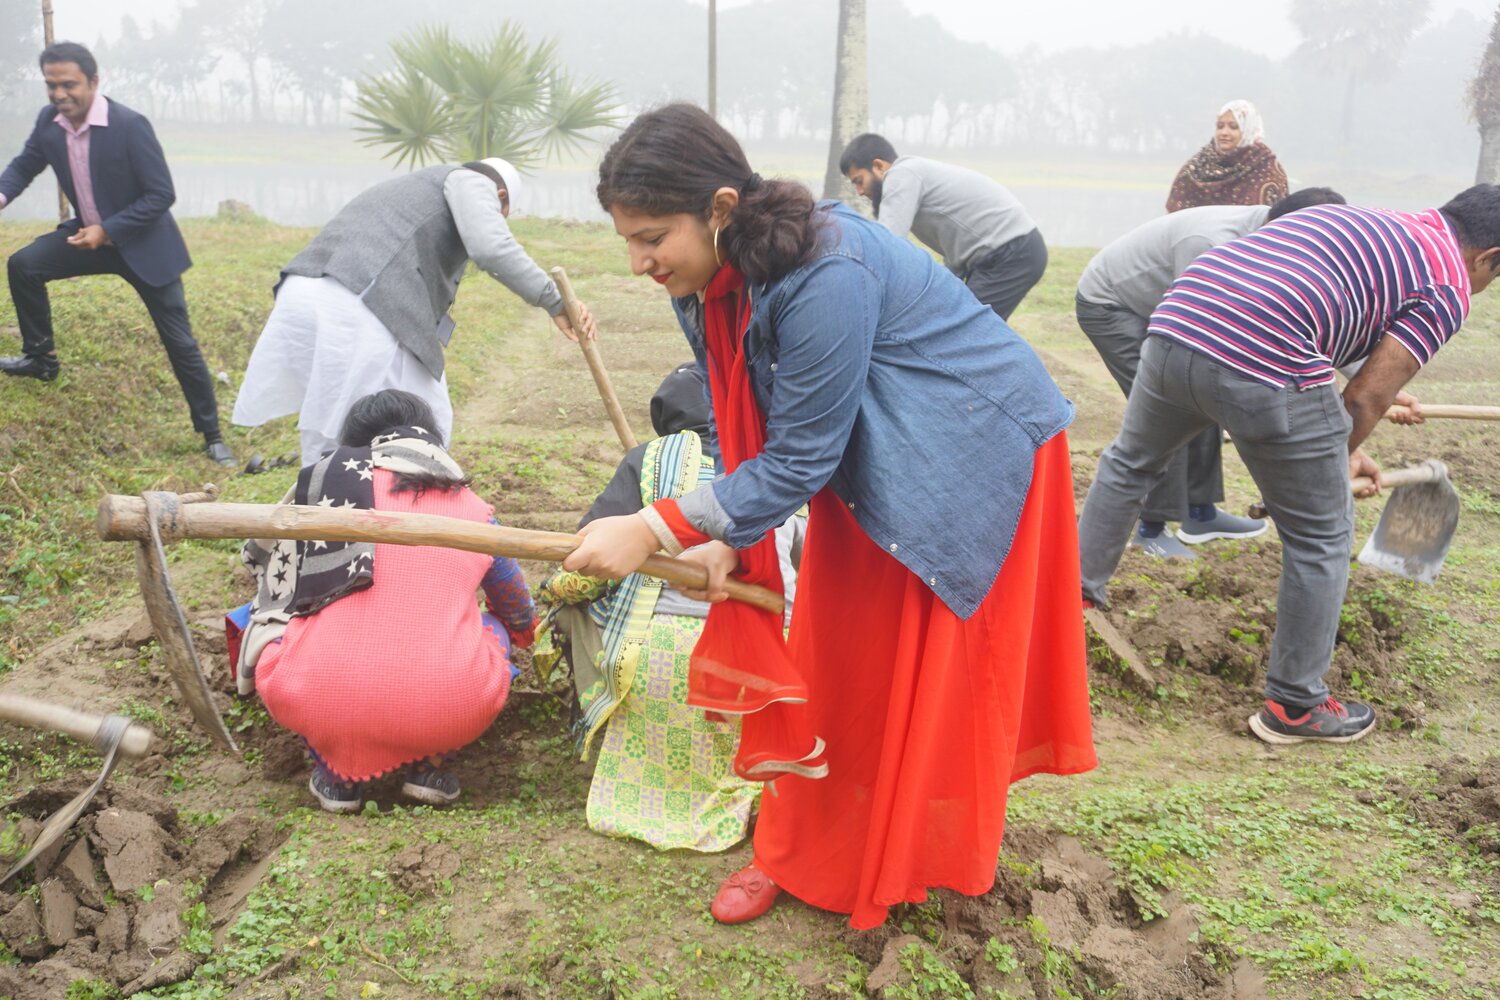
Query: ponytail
[{"left": 597, "top": 104, "right": 822, "bottom": 284}]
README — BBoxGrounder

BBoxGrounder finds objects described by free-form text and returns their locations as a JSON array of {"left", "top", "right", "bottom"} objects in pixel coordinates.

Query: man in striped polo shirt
[{"left": 1077, "top": 186, "right": 1500, "bottom": 745}]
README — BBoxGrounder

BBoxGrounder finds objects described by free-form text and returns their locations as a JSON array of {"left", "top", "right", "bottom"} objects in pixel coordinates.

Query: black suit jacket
[{"left": 0, "top": 97, "right": 191, "bottom": 287}]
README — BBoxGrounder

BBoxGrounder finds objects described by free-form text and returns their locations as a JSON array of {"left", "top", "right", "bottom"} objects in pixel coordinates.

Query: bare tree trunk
[
  {"left": 1479, "top": 125, "right": 1500, "bottom": 184},
  {"left": 821, "top": 0, "right": 868, "bottom": 201},
  {"left": 1472, "top": 8, "right": 1500, "bottom": 182}
]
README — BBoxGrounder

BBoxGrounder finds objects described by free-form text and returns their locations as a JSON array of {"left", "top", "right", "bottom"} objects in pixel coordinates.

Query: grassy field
[{"left": 2, "top": 213, "right": 1500, "bottom": 998}]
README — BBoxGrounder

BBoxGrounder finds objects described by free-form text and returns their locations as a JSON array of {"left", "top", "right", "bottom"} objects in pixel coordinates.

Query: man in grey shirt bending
[
  {"left": 840, "top": 134, "right": 1045, "bottom": 320},
  {"left": 1075, "top": 188, "right": 1343, "bottom": 558}
]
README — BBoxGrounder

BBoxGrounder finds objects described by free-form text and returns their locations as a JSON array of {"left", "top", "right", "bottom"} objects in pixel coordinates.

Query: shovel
[
  {"left": 1354, "top": 459, "right": 1460, "bottom": 583},
  {"left": 0, "top": 693, "right": 154, "bottom": 886},
  {"left": 1247, "top": 462, "right": 1460, "bottom": 581}
]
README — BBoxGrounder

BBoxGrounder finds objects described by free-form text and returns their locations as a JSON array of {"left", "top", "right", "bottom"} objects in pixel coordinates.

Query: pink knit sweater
[{"left": 257, "top": 472, "right": 512, "bottom": 780}]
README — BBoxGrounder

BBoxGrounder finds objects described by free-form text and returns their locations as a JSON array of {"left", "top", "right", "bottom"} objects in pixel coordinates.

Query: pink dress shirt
[{"left": 0, "top": 95, "right": 108, "bottom": 226}]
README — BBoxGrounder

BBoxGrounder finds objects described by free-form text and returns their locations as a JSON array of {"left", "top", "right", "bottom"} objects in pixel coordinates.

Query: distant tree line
[{"left": 0, "top": 0, "right": 1489, "bottom": 176}]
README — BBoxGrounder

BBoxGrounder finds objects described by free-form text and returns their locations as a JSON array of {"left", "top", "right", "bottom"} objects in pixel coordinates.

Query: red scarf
[{"left": 651, "top": 264, "right": 822, "bottom": 779}]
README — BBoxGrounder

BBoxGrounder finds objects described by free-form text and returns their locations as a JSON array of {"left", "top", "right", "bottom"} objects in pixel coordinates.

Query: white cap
[{"left": 480, "top": 157, "right": 523, "bottom": 214}]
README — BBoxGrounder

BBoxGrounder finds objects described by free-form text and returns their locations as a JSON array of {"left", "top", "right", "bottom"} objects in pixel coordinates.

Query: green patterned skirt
[{"left": 586, "top": 614, "right": 758, "bottom": 852}]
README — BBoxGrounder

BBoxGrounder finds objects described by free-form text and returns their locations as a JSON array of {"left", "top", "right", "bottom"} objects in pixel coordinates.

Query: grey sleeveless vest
[{"left": 280, "top": 165, "right": 466, "bottom": 379}]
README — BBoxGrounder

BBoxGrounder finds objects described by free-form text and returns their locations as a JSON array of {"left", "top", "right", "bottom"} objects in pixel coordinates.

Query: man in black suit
[{"left": 0, "top": 42, "right": 232, "bottom": 464}]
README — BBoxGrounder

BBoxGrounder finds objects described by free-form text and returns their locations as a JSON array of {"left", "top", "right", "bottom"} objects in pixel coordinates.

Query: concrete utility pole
[
  {"left": 41, "top": 0, "right": 67, "bottom": 222},
  {"left": 708, "top": 0, "right": 717, "bottom": 118}
]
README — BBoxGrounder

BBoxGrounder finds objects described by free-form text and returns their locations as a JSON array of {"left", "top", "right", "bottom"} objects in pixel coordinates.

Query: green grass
[{"left": 7, "top": 214, "right": 1500, "bottom": 997}]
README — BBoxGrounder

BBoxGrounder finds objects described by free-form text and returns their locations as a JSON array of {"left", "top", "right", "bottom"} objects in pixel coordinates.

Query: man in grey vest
[
  {"left": 1075, "top": 188, "right": 1348, "bottom": 558},
  {"left": 232, "top": 159, "right": 596, "bottom": 463},
  {"left": 840, "top": 133, "right": 1045, "bottom": 321}
]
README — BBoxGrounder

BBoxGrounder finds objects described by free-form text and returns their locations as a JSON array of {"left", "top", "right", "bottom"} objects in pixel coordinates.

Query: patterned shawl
[
  {"left": 535, "top": 429, "right": 713, "bottom": 758},
  {"left": 236, "top": 425, "right": 463, "bottom": 693},
  {"left": 1166, "top": 140, "right": 1287, "bottom": 213}
]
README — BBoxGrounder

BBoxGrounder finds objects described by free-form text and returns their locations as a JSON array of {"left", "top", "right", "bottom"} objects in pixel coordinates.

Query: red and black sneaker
[{"left": 1249, "top": 697, "right": 1376, "bottom": 745}]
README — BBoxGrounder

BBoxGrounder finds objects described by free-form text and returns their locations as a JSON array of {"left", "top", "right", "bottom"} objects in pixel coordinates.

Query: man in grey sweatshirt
[
  {"left": 1075, "top": 188, "right": 1345, "bottom": 558},
  {"left": 233, "top": 158, "right": 597, "bottom": 462},
  {"left": 840, "top": 134, "right": 1045, "bottom": 320}
]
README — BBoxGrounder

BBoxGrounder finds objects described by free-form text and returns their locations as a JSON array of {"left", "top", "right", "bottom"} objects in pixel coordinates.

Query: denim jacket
[{"left": 671, "top": 202, "right": 1072, "bottom": 619}]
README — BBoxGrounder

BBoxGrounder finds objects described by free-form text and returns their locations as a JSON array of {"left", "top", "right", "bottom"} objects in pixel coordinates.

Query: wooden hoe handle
[
  {"left": 97, "top": 494, "right": 785, "bottom": 616},
  {"left": 551, "top": 266, "right": 639, "bottom": 450},
  {"left": 1386, "top": 403, "right": 1500, "bottom": 423},
  {"left": 0, "top": 693, "right": 153, "bottom": 758}
]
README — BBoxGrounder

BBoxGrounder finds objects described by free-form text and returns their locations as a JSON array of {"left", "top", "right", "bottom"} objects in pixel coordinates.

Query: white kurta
[{"left": 231, "top": 275, "right": 454, "bottom": 465}]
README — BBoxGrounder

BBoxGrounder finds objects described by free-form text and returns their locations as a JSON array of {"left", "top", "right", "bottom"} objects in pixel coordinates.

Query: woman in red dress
[{"left": 565, "top": 105, "right": 1096, "bottom": 929}]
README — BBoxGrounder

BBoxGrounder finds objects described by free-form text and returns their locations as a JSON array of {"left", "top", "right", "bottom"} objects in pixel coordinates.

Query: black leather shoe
[
  {"left": 205, "top": 440, "right": 236, "bottom": 466},
  {"left": 0, "top": 354, "right": 60, "bottom": 381}
]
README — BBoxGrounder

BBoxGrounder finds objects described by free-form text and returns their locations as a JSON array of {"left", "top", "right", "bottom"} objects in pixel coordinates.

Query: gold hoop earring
[{"left": 713, "top": 225, "right": 722, "bottom": 268}]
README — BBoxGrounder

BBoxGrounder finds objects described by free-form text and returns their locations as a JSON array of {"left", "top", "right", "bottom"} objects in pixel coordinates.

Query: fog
[{"left": 2, "top": 0, "right": 1490, "bottom": 245}]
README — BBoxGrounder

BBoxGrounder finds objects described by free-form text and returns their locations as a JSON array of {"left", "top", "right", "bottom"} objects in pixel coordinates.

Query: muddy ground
[{"left": 3, "top": 223, "right": 1500, "bottom": 997}]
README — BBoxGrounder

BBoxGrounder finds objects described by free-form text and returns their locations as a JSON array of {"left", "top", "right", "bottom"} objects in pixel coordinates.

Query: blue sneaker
[
  {"left": 1129, "top": 530, "right": 1198, "bottom": 560},
  {"left": 308, "top": 765, "right": 364, "bottom": 813},
  {"left": 1178, "top": 507, "right": 1268, "bottom": 545},
  {"left": 402, "top": 762, "right": 461, "bottom": 805}
]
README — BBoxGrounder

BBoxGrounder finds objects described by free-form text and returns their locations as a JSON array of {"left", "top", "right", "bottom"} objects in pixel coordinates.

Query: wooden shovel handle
[
  {"left": 0, "top": 693, "right": 153, "bottom": 758},
  {"left": 97, "top": 494, "right": 784, "bottom": 616},
  {"left": 1248, "top": 463, "right": 1444, "bottom": 518},
  {"left": 1350, "top": 464, "right": 1441, "bottom": 495},
  {"left": 551, "top": 266, "right": 639, "bottom": 450},
  {"left": 1386, "top": 403, "right": 1500, "bottom": 423}
]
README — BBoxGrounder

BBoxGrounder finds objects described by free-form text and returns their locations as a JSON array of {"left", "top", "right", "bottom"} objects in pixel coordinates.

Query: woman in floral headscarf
[{"left": 1166, "top": 100, "right": 1288, "bottom": 212}]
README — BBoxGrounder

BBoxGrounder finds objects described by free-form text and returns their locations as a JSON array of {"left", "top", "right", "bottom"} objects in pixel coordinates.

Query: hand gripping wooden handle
[
  {"left": 1349, "top": 463, "right": 1441, "bottom": 495},
  {"left": 551, "top": 266, "right": 639, "bottom": 450},
  {"left": 1247, "top": 463, "right": 1444, "bottom": 518},
  {"left": 1386, "top": 404, "right": 1500, "bottom": 422},
  {"left": 97, "top": 494, "right": 785, "bottom": 616}
]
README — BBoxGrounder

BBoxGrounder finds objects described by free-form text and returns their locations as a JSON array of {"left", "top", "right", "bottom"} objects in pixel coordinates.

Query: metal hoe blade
[
  {"left": 1084, "top": 607, "right": 1156, "bottom": 689},
  {"left": 1, "top": 715, "right": 130, "bottom": 887},
  {"left": 135, "top": 491, "right": 239, "bottom": 751},
  {"left": 1357, "top": 459, "right": 1460, "bottom": 583}
]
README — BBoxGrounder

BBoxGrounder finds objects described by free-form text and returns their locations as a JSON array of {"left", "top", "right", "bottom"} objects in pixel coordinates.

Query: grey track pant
[
  {"left": 1078, "top": 337, "right": 1354, "bottom": 708},
  {"left": 1075, "top": 294, "right": 1223, "bottom": 522}
]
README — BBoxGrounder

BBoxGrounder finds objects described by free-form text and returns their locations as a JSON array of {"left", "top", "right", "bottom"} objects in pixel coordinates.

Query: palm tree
[
  {"left": 821, "top": 0, "right": 869, "bottom": 201},
  {"left": 352, "top": 23, "right": 618, "bottom": 170},
  {"left": 1471, "top": 8, "right": 1500, "bottom": 183},
  {"left": 1289, "top": 0, "right": 1432, "bottom": 153}
]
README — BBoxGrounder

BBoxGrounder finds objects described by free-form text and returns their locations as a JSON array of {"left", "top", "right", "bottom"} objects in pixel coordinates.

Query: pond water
[{"left": 1, "top": 158, "right": 1466, "bottom": 250}]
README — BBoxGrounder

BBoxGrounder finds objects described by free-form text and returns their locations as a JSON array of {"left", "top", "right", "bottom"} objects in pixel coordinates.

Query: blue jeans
[{"left": 1078, "top": 337, "right": 1354, "bottom": 707}]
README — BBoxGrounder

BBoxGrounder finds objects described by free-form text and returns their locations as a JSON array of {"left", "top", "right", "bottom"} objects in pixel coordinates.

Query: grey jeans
[
  {"left": 1075, "top": 294, "right": 1223, "bottom": 522},
  {"left": 1078, "top": 337, "right": 1354, "bottom": 708},
  {"left": 964, "top": 228, "right": 1048, "bottom": 320}
]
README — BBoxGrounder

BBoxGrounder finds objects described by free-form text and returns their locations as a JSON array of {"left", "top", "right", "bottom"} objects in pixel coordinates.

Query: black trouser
[
  {"left": 963, "top": 227, "right": 1049, "bottom": 321},
  {"left": 7, "top": 229, "right": 221, "bottom": 436}
]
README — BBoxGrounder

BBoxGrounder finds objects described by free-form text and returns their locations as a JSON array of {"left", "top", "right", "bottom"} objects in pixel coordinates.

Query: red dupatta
[{"left": 650, "top": 264, "right": 824, "bottom": 781}]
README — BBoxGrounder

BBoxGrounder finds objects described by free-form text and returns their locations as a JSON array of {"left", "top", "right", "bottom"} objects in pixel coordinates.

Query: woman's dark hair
[
  {"left": 40, "top": 42, "right": 97, "bottom": 79},
  {"left": 337, "top": 390, "right": 469, "bottom": 496},
  {"left": 1440, "top": 184, "right": 1500, "bottom": 253},
  {"left": 838, "top": 133, "right": 898, "bottom": 174},
  {"left": 597, "top": 103, "right": 820, "bottom": 284},
  {"left": 1266, "top": 187, "right": 1345, "bottom": 221}
]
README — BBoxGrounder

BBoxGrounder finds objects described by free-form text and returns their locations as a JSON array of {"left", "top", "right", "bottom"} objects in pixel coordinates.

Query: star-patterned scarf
[
  {"left": 235, "top": 426, "right": 464, "bottom": 695},
  {"left": 287, "top": 424, "right": 463, "bottom": 615}
]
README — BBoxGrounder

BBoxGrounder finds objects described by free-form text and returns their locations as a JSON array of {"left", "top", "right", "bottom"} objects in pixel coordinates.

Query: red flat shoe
[{"left": 710, "top": 864, "right": 782, "bottom": 924}]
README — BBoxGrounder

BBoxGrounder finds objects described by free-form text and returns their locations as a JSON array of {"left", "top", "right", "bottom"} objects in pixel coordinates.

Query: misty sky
[{"left": 50, "top": 0, "right": 1494, "bottom": 59}]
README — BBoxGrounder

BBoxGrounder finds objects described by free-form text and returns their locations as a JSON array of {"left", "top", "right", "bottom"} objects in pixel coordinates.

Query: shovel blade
[{"left": 1357, "top": 475, "right": 1460, "bottom": 583}]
